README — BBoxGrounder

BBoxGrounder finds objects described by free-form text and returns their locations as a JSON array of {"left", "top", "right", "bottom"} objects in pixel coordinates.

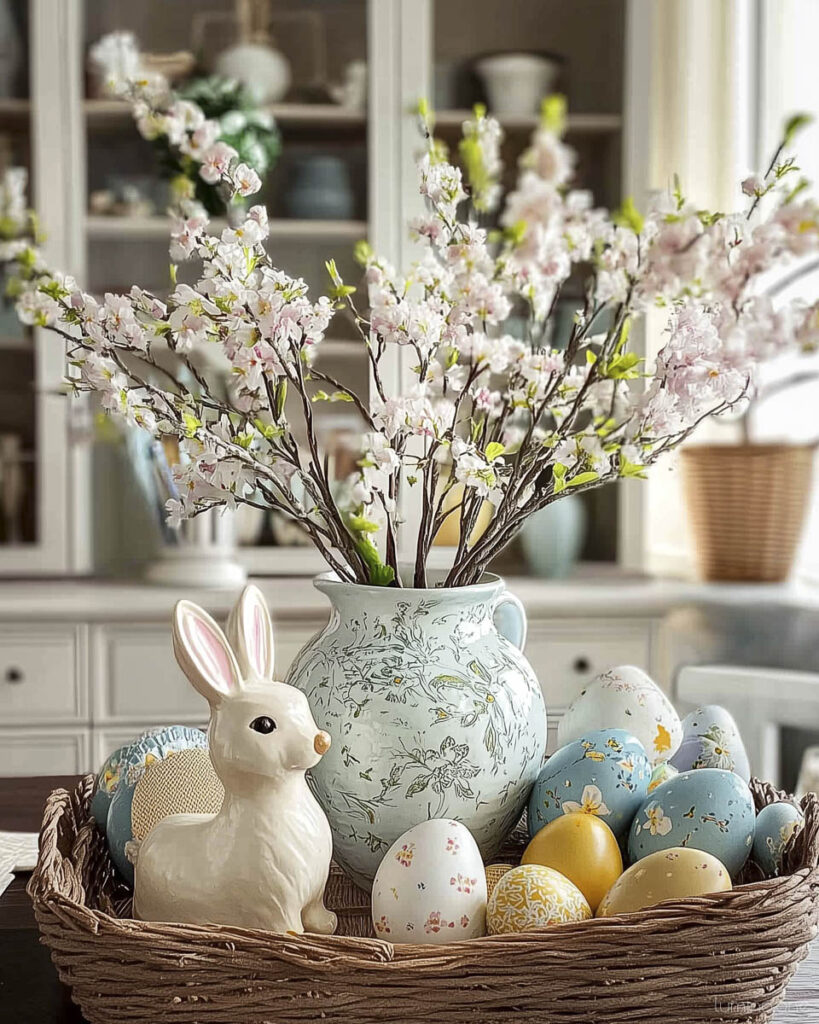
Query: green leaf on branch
[
  {"left": 274, "top": 380, "right": 287, "bottom": 420},
  {"left": 253, "top": 418, "right": 285, "bottom": 441},
  {"left": 566, "top": 471, "right": 599, "bottom": 488},
  {"left": 602, "top": 351, "right": 642, "bottom": 379},
  {"left": 355, "top": 534, "right": 396, "bottom": 587},
  {"left": 485, "top": 442, "right": 505, "bottom": 462},
  {"left": 784, "top": 112, "right": 813, "bottom": 146},
  {"left": 348, "top": 514, "right": 379, "bottom": 533},
  {"left": 552, "top": 462, "right": 568, "bottom": 495},
  {"left": 619, "top": 453, "right": 648, "bottom": 479},
  {"left": 354, "top": 239, "right": 374, "bottom": 266},
  {"left": 541, "top": 94, "right": 567, "bottom": 136},
  {"left": 613, "top": 195, "right": 644, "bottom": 235},
  {"left": 182, "top": 412, "right": 202, "bottom": 438}
]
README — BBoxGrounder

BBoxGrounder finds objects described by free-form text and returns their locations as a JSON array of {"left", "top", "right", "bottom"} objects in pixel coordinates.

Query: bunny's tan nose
[{"left": 314, "top": 731, "right": 331, "bottom": 755}]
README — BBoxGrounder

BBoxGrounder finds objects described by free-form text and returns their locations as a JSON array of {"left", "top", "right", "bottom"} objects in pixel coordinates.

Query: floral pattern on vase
[{"left": 285, "top": 573, "right": 548, "bottom": 889}]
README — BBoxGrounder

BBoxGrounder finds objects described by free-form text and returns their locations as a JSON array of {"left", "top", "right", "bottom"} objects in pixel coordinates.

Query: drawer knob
[
  {"left": 573, "top": 656, "right": 591, "bottom": 675},
  {"left": 4, "top": 666, "right": 23, "bottom": 684}
]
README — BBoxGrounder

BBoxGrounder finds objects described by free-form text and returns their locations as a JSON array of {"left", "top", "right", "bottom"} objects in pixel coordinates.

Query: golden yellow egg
[
  {"left": 432, "top": 483, "right": 493, "bottom": 547},
  {"left": 485, "top": 863, "right": 515, "bottom": 900},
  {"left": 596, "top": 847, "right": 732, "bottom": 917},
  {"left": 487, "top": 864, "right": 591, "bottom": 935},
  {"left": 522, "top": 813, "right": 623, "bottom": 913}
]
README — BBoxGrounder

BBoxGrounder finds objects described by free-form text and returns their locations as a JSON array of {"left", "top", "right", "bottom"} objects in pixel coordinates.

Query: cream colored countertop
[{"left": 0, "top": 568, "right": 812, "bottom": 623}]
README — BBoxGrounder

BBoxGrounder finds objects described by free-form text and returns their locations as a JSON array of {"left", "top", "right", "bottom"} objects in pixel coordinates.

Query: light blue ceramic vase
[{"left": 285, "top": 572, "right": 548, "bottom": 889}]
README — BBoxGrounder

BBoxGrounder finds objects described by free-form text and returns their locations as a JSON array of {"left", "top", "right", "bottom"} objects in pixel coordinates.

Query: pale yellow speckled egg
[
  {"left": 596, "top": 847, "right": 731, "bottom": 917},
  {"left": 485, "top": 863, "right": 515, "bottom": 900},
  {"left": 487, "top": 864, "right": 591, "bottom": 935}
]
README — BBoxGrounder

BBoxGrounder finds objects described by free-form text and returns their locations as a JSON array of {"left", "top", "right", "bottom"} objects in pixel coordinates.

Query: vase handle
[{"left": 494, "top": 591, "right": 527, "bottom": 651}]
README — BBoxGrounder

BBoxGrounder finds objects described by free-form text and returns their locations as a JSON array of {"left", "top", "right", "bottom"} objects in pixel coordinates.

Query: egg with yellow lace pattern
[{"left": 487, "top": 864, "right": 591, "bottom": 934}]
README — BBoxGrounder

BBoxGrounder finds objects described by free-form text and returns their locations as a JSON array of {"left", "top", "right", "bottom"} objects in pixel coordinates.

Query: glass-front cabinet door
[
  {"left": 81, "top": 0, "right": 375, "bottom": 576},
  {"left": 0, "top": 1, "right": 85, "bottom": 573},
  {"left": 428, "top": 0, "right": 628, "bottom": 579}
]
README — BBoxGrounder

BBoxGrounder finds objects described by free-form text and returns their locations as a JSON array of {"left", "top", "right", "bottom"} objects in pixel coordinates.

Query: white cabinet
[
  {"left": 0, "top": 624, "right": 86, "bottom": 722},
  {"left": 526, "top": 619, "right": 655, "bottom": 712},
  {"left": 0, "top": 727, "right": 90, "bottom": 776}
]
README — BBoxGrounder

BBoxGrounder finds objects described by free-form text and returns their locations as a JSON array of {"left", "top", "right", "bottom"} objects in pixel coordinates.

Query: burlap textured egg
[
  {"left": 485, "top": 863, "right": 515, "bottom": 900},
  {"left": 131, "top": 746, "right": 224, "bottom": 841},
  {"left": 487, "top": 864, "right": 591, "bottom": 935}
]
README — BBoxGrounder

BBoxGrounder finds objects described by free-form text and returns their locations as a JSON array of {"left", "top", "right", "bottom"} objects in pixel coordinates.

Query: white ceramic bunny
[{"left": 133, "top": 585, "right": 337, "bottom": 935}]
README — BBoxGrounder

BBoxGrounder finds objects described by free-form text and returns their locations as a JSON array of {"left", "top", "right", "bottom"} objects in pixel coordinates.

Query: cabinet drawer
[
  {"left": 93, "top": 620, "right": 322, "bottom": 721},
  {"left": 0, "top": 728, "right": 90, "bottom": 776},
  {"left": 0, "top": 625, "right": 84, "bottom": 722},
  {"left": 525, "top": 620, "right": 653, "bottom": 712}
]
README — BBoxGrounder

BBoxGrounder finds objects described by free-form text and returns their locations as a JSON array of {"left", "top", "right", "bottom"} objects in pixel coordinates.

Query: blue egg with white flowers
[
  {"left": 528, "top": 729, "right": 651, "bottom": 841},
  {"left": 628, "top": 768, "right": 755, "bottom": 877},
  {"left": 753, "top": 801, "right": 804, "bottom": 877}
]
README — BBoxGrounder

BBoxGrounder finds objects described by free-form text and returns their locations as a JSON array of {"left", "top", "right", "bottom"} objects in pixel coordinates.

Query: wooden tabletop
[
  {"left": 0, "top": 775, "right": 85, "bottom": 1023},
  {"left": 0, "top": 775, "right": 817, "bottom": 1023}
]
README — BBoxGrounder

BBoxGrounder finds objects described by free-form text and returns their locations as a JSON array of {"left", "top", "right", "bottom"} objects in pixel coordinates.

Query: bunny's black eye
[{"left": 250, "top": 716, "right": 277, "bottom": 734}]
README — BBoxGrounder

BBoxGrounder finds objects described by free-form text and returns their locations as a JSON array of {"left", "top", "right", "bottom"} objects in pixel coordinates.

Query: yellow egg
[
  {"left": 485, "top": 863, "right": 515, "bottom": 900},
  {"left": 596, "top": 847, "right": 732, "bottom": 917},
  {"left": 522, "top": 813, "right": 623, "bottom": 913},
  {"left": 487, "top": 864, "right": 591, "bottom": 934}
]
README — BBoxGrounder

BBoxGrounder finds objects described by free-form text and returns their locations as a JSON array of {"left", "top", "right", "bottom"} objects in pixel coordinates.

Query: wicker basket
[
  {"left": 681, "top": 444, "right": 815, "bottom": 582},
  {"left": 29, "top": 776, "right": 819, "bottom": 1024}
]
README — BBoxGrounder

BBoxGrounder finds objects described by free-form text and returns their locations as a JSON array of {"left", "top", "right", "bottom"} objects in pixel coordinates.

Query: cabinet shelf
[
  {"left": 84, "top": 99, "right": 366, "bottom": 135},
  {"left": 434, "top": 110, "right": 622, "bottom": 134},
  {"left": 0, "top": 98, "right": 31, "bottom": 129},
  {"left": 85, "top": 215, "right": 368, "bottom": 241}
]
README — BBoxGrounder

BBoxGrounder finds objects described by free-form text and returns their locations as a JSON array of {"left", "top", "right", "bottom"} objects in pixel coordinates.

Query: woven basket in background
[
  {"left": 682, "top": 443, "right": 815, "bottom": 582},
  {"left": 28, "top": 775, "right": 819, "bottom": 1024}
]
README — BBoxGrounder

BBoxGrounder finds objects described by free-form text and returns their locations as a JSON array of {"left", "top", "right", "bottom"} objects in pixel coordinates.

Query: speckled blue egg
[
  {"left": 105, "top": 726, "right": 207, "bottom": 883},
  {"left": 670, "top": 705, "right": 751, "bottom": 782},
  {"left": 628, "top": 768, "right": 755, "bottom": 877},
  {"left": 528, "top": 729, "right": 651, "bottom": 841},
  {"left": 753, "top": 801, "right": 804, "bottom": 877}
]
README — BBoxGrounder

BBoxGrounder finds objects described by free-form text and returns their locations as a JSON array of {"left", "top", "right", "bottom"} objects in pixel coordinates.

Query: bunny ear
[
  {"left": 227, "top": 584, "right": 275, "bottom": 680},
  {"left": 173, "top": 600, "right": 242, "bottom": 705}
]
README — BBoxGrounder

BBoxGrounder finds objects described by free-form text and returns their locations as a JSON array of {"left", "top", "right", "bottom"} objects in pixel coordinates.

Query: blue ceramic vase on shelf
[
  {"left": 284, "top": 156, "right": 355, "bottom": 220},
  {"left": 285, "top": 572, "right": 548, "bottom": 890},
  {"left": 520, "top": 494, "right": 587, "bottom": 578}
]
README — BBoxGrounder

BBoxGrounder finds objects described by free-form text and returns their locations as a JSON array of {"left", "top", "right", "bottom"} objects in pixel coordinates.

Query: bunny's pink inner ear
[
  {"left": 237, "top": 585, "right": 274, "bottom": 679},
  {"left": 180, "top": 609, "right": 239, "bottom": 700}
]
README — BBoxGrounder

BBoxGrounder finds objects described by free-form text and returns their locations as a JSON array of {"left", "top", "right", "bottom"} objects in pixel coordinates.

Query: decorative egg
[
  {"left": 105, "top": 726, "right": 208, "bottom": 883},
  {"left": 628, "top": 768, "right": 755, "bottom": 877},
  {"left": 648, "top": 761, "right": 679, "bottom": 794},
  {"left": 670, "top": 705, "right": 751, "bottom": 781},
  {"left": 371, "top": 819, "right": 487, "bottom": 943},
  {"left": 485, "top": 863, "right": 515, "bottom": 900},
  {"left": 91, "top": 742, "right": 132, "bottom": 828},
  {"left": 487, "top": 864, "right": 591, "bottom": 934},
  {"left": 753, "top": 802, "right": 805, "bottom": 877},
  {"left": 528, "top": 729, "right": 651, "bottom": 841},
  {"left": 558, "top": 665, "right": 682, "bottom": 766},
  {"left": 522, "top": 813, "right": 622, "bottom": 913},
  {"left": 597, "top": 847, "right": 732, "bottom": 917}
]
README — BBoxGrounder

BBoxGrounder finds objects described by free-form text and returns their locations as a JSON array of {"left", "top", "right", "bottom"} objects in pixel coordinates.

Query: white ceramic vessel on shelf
[
  {"left": 215, "top": 40, "right": 290, "bottom": 104},
  {"left": 285, "top": 572, "right": 548, "bottom": 890},
  {"left": 475, "top": 52, "right": 561, "bottom": 117}
]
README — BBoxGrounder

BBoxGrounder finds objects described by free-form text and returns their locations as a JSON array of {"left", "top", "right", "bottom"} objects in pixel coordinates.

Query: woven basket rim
[
  {"left": 682, "top": 442, "right": 818, "bottom": 457},
  {"left": 28, "top": 775, "right": 819, "bottom": 967}
]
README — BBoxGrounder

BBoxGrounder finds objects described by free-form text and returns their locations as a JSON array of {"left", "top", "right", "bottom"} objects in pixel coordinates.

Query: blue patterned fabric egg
[
  {"left": 528, "top": 729, "right": 651, "bottom": 841},
  {"left": 628, "top": 768, "right": 755, "bottom": 877},
  {"left": 753, "top": 801, "right": 804, "bottom": 877},
  {"left": 104, "top": 726, "right": 207, "bottom": 883}
]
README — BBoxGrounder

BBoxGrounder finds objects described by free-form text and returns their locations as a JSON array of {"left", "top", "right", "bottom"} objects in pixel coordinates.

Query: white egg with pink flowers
[
  {"left": 558, "top": 665, "right": 683, "bottom": 766},
  {"left": 371, "top": 819, "right": 487, "bottom": 943}
]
